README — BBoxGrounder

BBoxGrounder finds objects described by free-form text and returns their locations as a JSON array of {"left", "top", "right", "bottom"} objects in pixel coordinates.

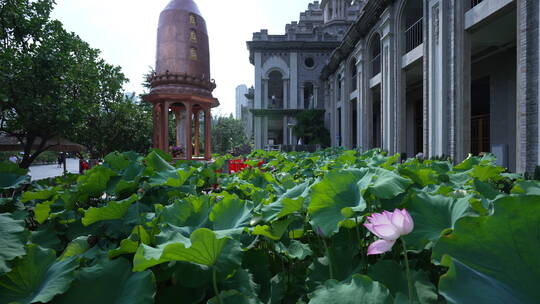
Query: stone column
[
  {"left": 283, "top": 79, "right": 289, "bottom": 109},
  {"left": 355, "top": 41, "right": 365, "bottom": 150},
  {"left": 263, "top": 78, "right": 269, "bottom": 109},
  {"left": 454, "top": 0, "right": 471, "bottom": 164},
  {"left": 204, "top": 109, "right": 211, "bottom": 160},
  {"left": 380, "top": 8, "right": 396, "bottom": 153},
  {"left": 194, "top": 110, "right": 200, "bottom": 157},
  {"left": 184, "top": 103, "right": 192, "bottom": 159},
  {"left": 427, "top": 0, "right": 449, "bottom": 158},
  {"left": 290, "top": 52, "right": 298, "bottom": 109},
  {"left": 314, "top": 85, "right": 319, "bottom": 109},
  {"left": 299, "top": 84, "right": 305, "bottom": 109}
]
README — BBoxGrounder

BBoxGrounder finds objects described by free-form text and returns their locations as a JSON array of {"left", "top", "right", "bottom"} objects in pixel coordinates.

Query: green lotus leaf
[
  {"left": 0, "top": 162, "right": 30, "bottom": 189},
  {"left": 109, "top": 225, "right": 151, "bottom": 258},
  {"left": 367, "top": 260, "right": 438, "bottom": 304},
  {"left": 359, "top": 167, "right": 413, "bottom": 200},
  {"left": 210, "top": 193, "right": 252, "bottom": 232},
  {"left": 252, "top": 218, "right": 293, "bottom": 241},
  {"left": 511, "top": 180, "right": 540, "bottom": 195},
  {"left": 208, "top": 290, "right": 261, "bottom": 304},
  {"left": 275, "top": 240, "right": 313, "bottom": 260},
  {"left": 0, "top": 213, "right": 28, "bottom": 274},
  {"left": 0, "top": 244, "right": 79, "bottom": 304},
  {"left": 76, "top": 166, "right": 117, "bottom": 199},
  {"left": 398, "top": 167, "right": 438, "bottom": 187},
  {"left": 60, "top": 236, "right": 90, "bottom": 260},
  {"left": 308, "top": 274, "right": 393, "bottom": 304},
  {"left": 469, "top": 164, "right": 505, "bottom": 182},
  {"left": 30, "top": 222, "right": 62, "bottom": 251},
  {"left": 433, "top": 195, "right": 540, "bottom": 304},
  {"left": 146, "top": 151, "right": 196, "bottom": 187},
  {"left": 403, "top": 192, "right": 473, "bottom": 250},
  {"left": 133, "top": 228, "right": 242, "bottom": 273},
  {"left": 54, "top": 258, "right": 155, "bottom": 304},
  {"left": 307, "top": 169, "right": 367, "bottom": 236},
  {"left": 261, "top": 182, "right": 309, "bottom": 222},
  {"left": 103, "top": 151, "right": 132, "bottom": 171},
  {"left": 81, "top": 194, "right": 138, "bottom": 226}
]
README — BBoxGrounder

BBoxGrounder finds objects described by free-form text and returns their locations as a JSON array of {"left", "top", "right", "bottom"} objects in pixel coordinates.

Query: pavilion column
[
  {"left": 204, "top": 108, "right": 212, "bottom": 160},
  {"left": 194, "top": 110, "right": 201, "bottom": 157},
  {"left": 184, "top": 103, "right": 193, "bottom": 159},
  {"left": 161, "top": 102, "right": 170, "bottom": 152},
  {"left": 174, "top": 109, "right": 181, "bottom": 147}
]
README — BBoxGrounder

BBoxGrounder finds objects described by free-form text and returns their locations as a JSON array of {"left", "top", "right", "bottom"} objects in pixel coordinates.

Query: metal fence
[
  {"left": 371, "top": 54, "right": 381, "bottom": 77},
  {"left": 405, "top": 18, "right": 423, "bottom": 53},
  {"left": 471, "top": 0, "right": 484, "bottom": 9}
]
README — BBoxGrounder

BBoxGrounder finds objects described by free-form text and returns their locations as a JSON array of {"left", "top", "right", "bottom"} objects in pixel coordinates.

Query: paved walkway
[{"left": 29, "top": 158, "right": 80, "bottom": 181}]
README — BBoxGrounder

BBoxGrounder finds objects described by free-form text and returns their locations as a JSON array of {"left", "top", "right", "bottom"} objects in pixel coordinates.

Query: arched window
[
  {"left": 403, "top": 0, "right": 424, "bottom": 53},
  {"left": 268, "top": 71, "right": 284, "bottom": 109},
  {"left": 190, "top": 47, "right": 198, "bottom": 60},
  {"left": 304, "top": 83, "right": 314, "bottom": 109},
  {"left": 189, "top": 14, "right": 197, "bottom": 25},
  {"left": 369, "top": 34, "right": 381, "bottom": 77},
  {"left": 350, "top": 59, "right": 357, "bottom": 92}
]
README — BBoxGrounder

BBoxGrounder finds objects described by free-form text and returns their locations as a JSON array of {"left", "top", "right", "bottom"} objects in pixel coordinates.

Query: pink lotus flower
[{"left": 364, "top": 209, "right": 414, "bottom": 255}]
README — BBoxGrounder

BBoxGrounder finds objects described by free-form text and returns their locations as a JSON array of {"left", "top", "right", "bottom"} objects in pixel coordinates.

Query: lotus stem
[
  {"left": 401, "top": 238, "right": 413, "bottom": 302},
  {"left": 321, "top": 237, "right": 334, "bottom": 280},
  {"left": 213, "top": 267, "right": 223, "bottom": 304}
]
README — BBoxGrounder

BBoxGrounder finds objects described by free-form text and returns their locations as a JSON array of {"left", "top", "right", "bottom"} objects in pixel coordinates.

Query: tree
[
  {"left": 293, "top": 110, "right": 330, "bottom": 147},
  {"left": 211, "top": 115, "right": 249, "bottom": 155},
  {"left": 0, "top": 0, "right": 127, "bottom": 168},
  {"left": 74, "top": 94, "right": 153, "bottom": 159}
]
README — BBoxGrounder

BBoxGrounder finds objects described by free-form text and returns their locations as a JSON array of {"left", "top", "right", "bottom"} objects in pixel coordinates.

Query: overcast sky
[{"left": 51, "top": 0, "right": 314, "bottom": 117}]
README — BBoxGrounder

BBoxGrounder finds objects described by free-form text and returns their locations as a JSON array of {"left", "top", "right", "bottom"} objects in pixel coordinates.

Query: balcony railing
[
  {"left": 371, "top": 54, "right": 381, "bottom": 77},
  {"left": 405, "top": 18, "right": 423, "bottom": 53},
  {"left": 471, "top": 0, "right": 484, "bottom": 9}
]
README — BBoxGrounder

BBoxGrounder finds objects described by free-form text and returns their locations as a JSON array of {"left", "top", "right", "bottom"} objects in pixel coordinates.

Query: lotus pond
[{"left": 0, "top": 149, "right": 539, "bottom": 304}]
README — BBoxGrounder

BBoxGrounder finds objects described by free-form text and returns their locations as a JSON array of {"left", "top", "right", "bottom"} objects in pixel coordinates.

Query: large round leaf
[
  {"left": 433, "top": 195, "right": 540, "bottom": 304},
  {"left": 403, "top": 192, "right": 473, "bottom": 250},
  {"left": 0, "top": 244, "right": 78, "bottom": 304},
  {"left": 81, "top": 194, "right": 138, "bottom": 226},
  {"left": 0, "top": 162, "right": 30, "bottom": 189},
  {"left": 54, "top": 258, "right": 155, "bottom": 304},
  {"left": 308, "top": 274, "right": 393, "bottom": 304},
  {"left": 133, "top": 228, "right": 242, "bottom": 273},
  {"left": 307, "top": 169, "right": 367, "bottom": 236},
  {"left": 0, "top": 213, "right": 28, "bottom": 274}
]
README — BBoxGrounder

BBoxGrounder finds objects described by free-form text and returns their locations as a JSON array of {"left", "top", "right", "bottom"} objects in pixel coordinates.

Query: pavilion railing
[{"left": 405, "top": 18, "right": 423, "bottom": 53}]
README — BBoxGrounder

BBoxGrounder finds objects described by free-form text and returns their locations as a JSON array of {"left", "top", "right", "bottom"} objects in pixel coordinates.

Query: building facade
[
  {"left": 247, "top": 0, "right": 539, "bottom": 173},
  {"left": 247, "top": 1, "right": 363, "bottom": 148},
  {"left": 321, "top": 0, "right": 539, "bottom": 173}
]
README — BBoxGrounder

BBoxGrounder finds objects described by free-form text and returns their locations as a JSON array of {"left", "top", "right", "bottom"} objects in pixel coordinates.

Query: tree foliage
[
  {"left": 212, "top": 115, "right": 249, "bottom": 155},
  {"left": 293, "top": 110, "right": 330, "bottom": 147},
  {"left": 0, "top": 0, "right": 128, "bottom": 167},
  {"left": 74, "top": 94, "right": 152, "bottom": 159}
]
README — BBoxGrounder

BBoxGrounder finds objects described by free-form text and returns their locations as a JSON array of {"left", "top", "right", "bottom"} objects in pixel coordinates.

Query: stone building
[
  {"left": 320, "top": 0, "right": 539, "bottom": 173},
  {"left": 247, "top": 1, "right": 363, "bottom": 148},
  {"left": 248, "top": 0, "right": 539, "bottom": 173}
]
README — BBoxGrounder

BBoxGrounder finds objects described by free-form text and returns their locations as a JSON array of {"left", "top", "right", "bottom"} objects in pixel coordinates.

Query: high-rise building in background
[{"left": 235, "top": 85, "right": 249, "bottom": 119}]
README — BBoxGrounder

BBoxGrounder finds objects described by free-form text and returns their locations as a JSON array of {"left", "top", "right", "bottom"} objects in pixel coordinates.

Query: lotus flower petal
[
  {"left": 371, "top": 224, "right": 401, "bottom": 241},
  {"left": 367, "top": 239, "right": 396, "bottom": 255}
]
